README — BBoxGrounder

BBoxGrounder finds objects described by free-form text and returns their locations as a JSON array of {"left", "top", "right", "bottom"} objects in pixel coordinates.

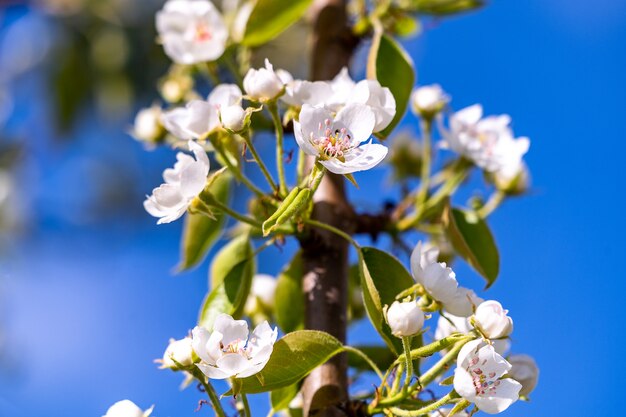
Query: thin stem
[
  {"left": 191, "top": 368, "right": 227, "bottom": 417},
  {"left": 397, "top": 160, "right": 470, "bottom": 232},
  {"left": 268, "top": 102, "right": 289, "bottom": 197},
  {"left": 241, "top": 393, "right": 251, "bottom": 417},
  {"left": 419, "top": 337, "right": 472, "bottom": 387},
  {"left": 304, "top": 219, "right": 360, "bottom": 251},
  {"left": 212, "top": 138, "right": 268, "bottom": 199},
  {"left": 477, "top": 190, "right": 506, "bottom": 218},
  {"left": 309, "top": 163, "right": 326, "bottom": 192},
  {"left": 242, "top": 130, "right": 279, "bottom": 194},
  {"left": 401, "top": 337, "right": 413, "bottom": 395},
  {"left": 342, "top": 346, "right": 384, "bottom": 381},
  {"left": 389, "top": 363, "right": 404, "bottom": 396},
  {"left": 198, "top": 192, "right": 263, "bottom": 228},
  {"left": 415, "top": 118, "right": 432, "bottom": 213},
  {"left": 387, "top": 392, "right": 456, "bottom": 417}
]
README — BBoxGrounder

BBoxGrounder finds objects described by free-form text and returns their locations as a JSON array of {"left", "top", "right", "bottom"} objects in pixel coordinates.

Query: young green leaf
[
  {"left": 242, "top": 0, "right": 314, "bottom": 47},
  {"left": 178, "top": 171, "right": 232, "bottom": 271},
  {"left": 198, "top": 235, "right": 255, "bottom": 329},
  {"left": 443, "top": 203, "right": 499, "bottom": 287},
  {"left": 359, "top": 247, "right": 415, "bottom": 354},
  {"left": 235, "top": 330, "right": 344, "bottom": 394},
  {"left": 270, "top": 383, "right": 300, "bottom": 413},
  {"left": 367, "top": 34, "right": 415, "bottom": 139},
  {"left": 275, "top": 252, "right": 304, "bottom": 333}
]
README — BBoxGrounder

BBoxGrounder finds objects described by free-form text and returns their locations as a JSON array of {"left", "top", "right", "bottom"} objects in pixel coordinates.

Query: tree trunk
[{"left": 300, "top": 1, "right": 358, "bottom": 416}]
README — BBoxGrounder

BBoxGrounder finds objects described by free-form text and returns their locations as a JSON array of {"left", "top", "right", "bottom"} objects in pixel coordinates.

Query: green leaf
[
  {"left": 242, "top": 0, "right": 314, "bottom": 47},
  {"left": 359, "top": 247, "right": 415, "bottom": 354},
  {"left": 275, "top": 252, "right": 304, "bottom": 333},
  {"left": 236, "top": 330, "right": 344, "bottom": 394},
  {"left": 198, "top": 235, "right": 255, "bottom": 328},
  {"left": 347, "top": 345, "right": 396, "bottom": 372},
  {"left": 270, "top": 383, "right": 300, "bottom": 412},
  {"left": 178, "top": 172, "right": 232, "bottom": 271},
  {"left": 443, "top": 203, "right": 499, "bottom": 287},
  {"left": 367, "top": 34, "right": 415, "bottom": 139}
]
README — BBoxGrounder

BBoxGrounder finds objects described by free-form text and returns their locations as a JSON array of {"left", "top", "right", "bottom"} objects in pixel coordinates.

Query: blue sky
[{"left": 1, "top": 0, "right": 625, "bottom": 416}]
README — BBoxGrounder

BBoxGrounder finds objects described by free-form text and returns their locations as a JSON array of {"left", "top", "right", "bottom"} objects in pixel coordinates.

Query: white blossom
[
  {"left": 132, "top": 105, "right": 163, "bottom": 143},
  {"left": 192, "top": 313, "right": 277, "bottom": 379},
  {"left": 276, "top": 69, "right": 332, "bottom": 107},
  {"left": 454, "top": 339, "right": 521, "bottom": 414},
  {"left": 349, "top": 80, "right": 396, "bottom": 132},
  {"left": 156, "top": 0, "right": 228, "bottom": 64},
  {"left": 386, "top": 300, "right": 424, "bottom": 337},
  {"left": 144, "top": 140, "right": 210, "bottom": 224},
  {"left": 410, "top": 242, "right": 482, "bottom": 316},
  {"left": 294, "top": 103, "right": 388, "bottom": 175},
  {"left": 243, "top": 59, "right": 285, "bottom": 101},
  {"left": 411, "top": 84, "right": 448, "bottom": 116},
  {"left": 473, "top": 300, "right": 513, "bottom": 339},
  {"left": 103, "top": 400, "right": 153, "bottom": 417},
  {"left": 507, "top": 354, "right": 539, "bottom": 396},
  {"left": 161, "top": 84, "right": 242, "bottom": 139},
  {"left": 442, "top": 105, "right": 529, "bottom": 176},
  {"left": 161, "top": 337, "right": 194, "bottom": 369}
]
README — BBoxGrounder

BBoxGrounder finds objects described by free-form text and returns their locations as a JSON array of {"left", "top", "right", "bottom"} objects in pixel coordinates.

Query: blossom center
[
  {"left": 195, "top": 22, "right": 213, "bottom": 42},
  {"left": 467, "top": 353, "right": 501, "bottom": 397},
  {"left": 220, "top": 339, "right": 248, "bottom": 357},
  {"left": 311, "top": 118, "right": 353, "bottom": 161}
]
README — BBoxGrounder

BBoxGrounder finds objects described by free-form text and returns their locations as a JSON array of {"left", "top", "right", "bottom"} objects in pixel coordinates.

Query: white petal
[
  {"left": 208, "top": 84, "right": 242, "bottom": 107},
  {"left": 334, "top": 104, "right": 375, "bottom": 144},
  {"left": 103, "top": 400, "right": 145, "bottom": 417},
  {"left": 453, "top": 366, "right": 477, "bottom": 401},
  {"left": 474, "top": 378, "right": 521, "bottom": 414},
  {"left": 213, "top": 314, "right": 249, "bottom": 346},
  {"left": 319, "top": 142, "right": 387, "bottom": 175},
  {"left": 179, "top": 161, "right": 207, "bottom": 198},
  {"left": 187, "top": 140, "right": 210, "bottom": 171},
  {"left": 196, "top": 362, "right": 231, "bottom": 380},
  {"left": 293, "top": 121, "right": 320, "bottom": 156},
  {"left": 299, "top": 104, "right": 333, "bottom": 140},
  {"left": 453, "top": 104, "right": 483, "bottom": 126},
  {"left": 216, "top": 353, "right": 250, "bottom": 377}
]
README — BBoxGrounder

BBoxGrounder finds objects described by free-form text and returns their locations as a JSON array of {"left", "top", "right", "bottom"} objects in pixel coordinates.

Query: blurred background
[{"left": 0, "top": 0, "right": 624, "bottom": 416}]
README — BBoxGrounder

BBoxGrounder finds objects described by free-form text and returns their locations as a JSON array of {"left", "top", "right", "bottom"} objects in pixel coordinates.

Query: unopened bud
[{"left": 386, "top": 300, "right": 424, "bottom": 337}]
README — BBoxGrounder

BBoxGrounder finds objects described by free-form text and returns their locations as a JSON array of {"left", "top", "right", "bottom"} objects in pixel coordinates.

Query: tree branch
[{"left": 300, "top": 1, "right": 359, "bottom": 416}]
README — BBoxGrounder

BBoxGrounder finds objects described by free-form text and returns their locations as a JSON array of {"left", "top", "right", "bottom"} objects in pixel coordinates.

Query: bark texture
[{"left": 300, "top": 1, "right": 358, "bottom": 416}]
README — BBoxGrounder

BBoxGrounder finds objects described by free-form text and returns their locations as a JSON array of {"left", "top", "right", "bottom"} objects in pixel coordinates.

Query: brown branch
[{"left": 300, "top": 1, "right": 359, "bottom": 416}]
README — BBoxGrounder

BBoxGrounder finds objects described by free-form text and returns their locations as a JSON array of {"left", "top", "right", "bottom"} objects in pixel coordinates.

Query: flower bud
[
  {"left": 473, "top": 300, "right": 513, "bottom": 339},
  {"left": 220, "top": 104, "right": 246, "bottom": 132},
  {"left": 103, "top": 400, "right": 153, "bottom": 417},
  {"left": 132, "top": 106, "right": 164, "bottom": 144},
  {"left": 411, "top": 84, "right": 448, "bottom": 117},
  {"left": 244, "top": 274, "right": 277, "bottom": 320},
  {"left": 507, "top": 354, "right": 539, "bottom": 397},
  {"left": 243, "top": 59, "right": 284, "bottom": 101},
  {"left": 160, "top": 74, "right": 193, "bottom": 103},
  {"left": 161, "top": 337, "right": 194, "bottom": 369},
  {"left": 386, "top": 300, "right": 424, "bottom": 337}
]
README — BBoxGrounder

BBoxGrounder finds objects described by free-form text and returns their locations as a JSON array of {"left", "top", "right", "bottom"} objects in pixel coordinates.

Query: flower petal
[
  {"left": 474, "top": 378, "right": 521, "bottom": 414},
  {"left": 196, "top": 362, "right": 232, "bottom": 380},
  {"left": 216, "top": 353, "right": 250, "bottom": 377},
  {"left": 335, "top": 104, "right": 375, "bottom": 145},
  {"left": 293, "top": 121, "right": 319, "bottom": 156},
  {"left": 213, "top": 313, "right": 249, "bottom": 347}
]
